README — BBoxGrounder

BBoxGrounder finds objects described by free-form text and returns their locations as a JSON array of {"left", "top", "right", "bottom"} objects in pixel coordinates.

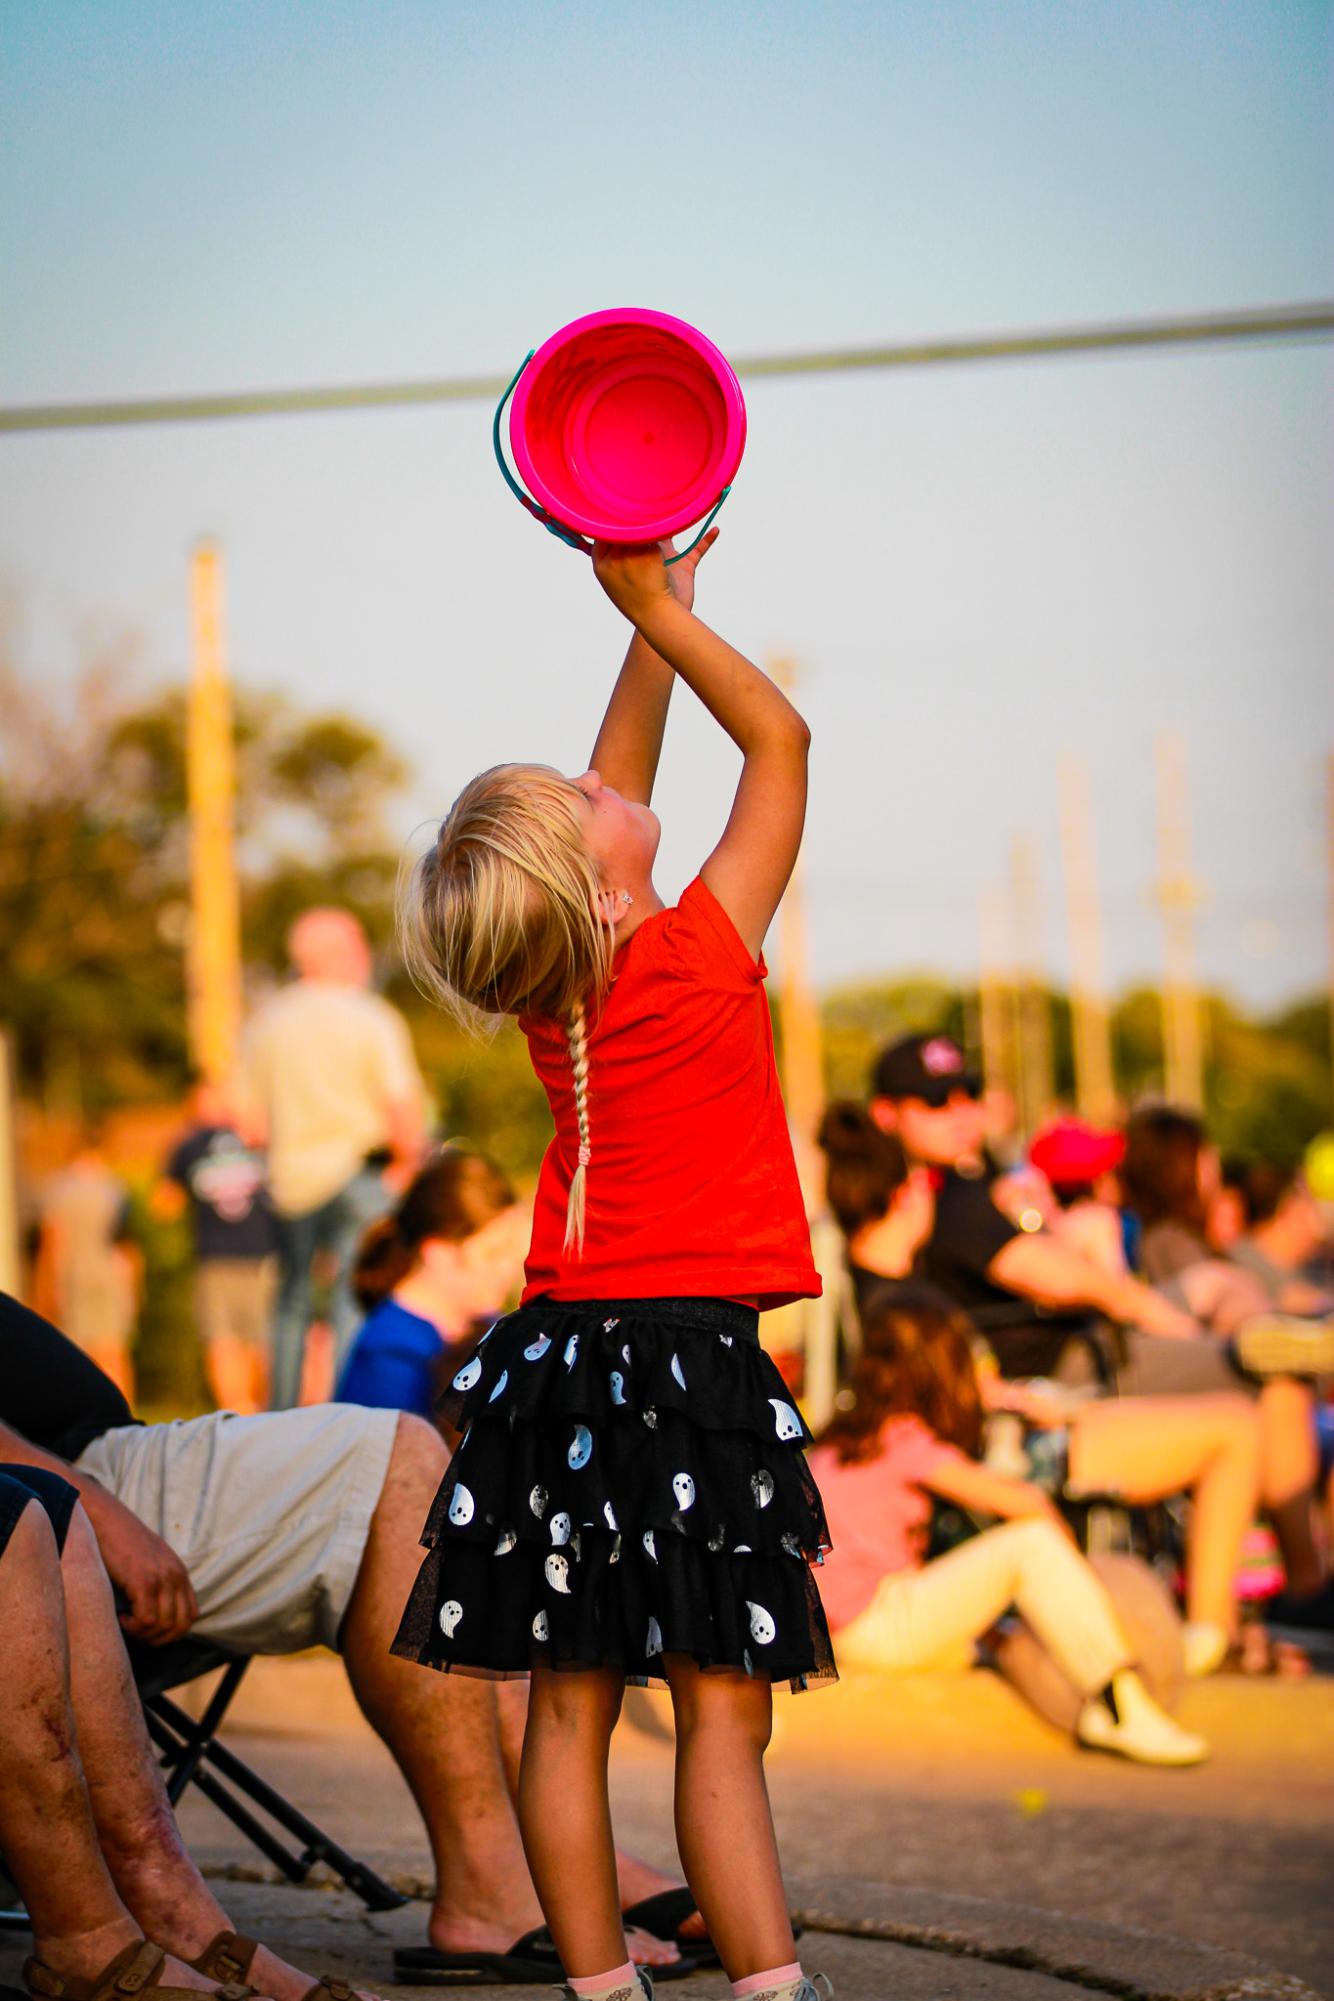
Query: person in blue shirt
[{"left": 336, "top": 1147, "right": 527, "bottom": 1420}]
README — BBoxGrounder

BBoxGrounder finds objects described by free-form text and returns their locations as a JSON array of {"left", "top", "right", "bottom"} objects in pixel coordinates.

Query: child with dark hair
[{"left": 336, "top": 1149, "right": 528, "bottom": 1420}]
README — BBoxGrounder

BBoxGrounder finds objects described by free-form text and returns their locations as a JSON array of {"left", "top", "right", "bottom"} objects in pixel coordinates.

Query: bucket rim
[{"left": 509, "top": 307, "right": 746, "bottom": 543}]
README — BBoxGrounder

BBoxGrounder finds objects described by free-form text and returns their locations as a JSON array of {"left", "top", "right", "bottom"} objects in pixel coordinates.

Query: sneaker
[
  {"left": 1075, "top": 1671, "right": 1208, "bottom": 1767},
  {"left": 1231, "top": 1314, "right": 1334, "bottom": 1379},
  {"left": 741, "top": 1980, "right": 834, "bottom": 2001}
]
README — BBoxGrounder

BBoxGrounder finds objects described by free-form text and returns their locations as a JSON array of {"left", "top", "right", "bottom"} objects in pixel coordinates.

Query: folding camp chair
[{"left": 128, "top": 1635, "right": 406, "bottom": 1912}]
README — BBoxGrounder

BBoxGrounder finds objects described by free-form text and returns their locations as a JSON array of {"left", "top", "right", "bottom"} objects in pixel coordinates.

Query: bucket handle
[{"left": 492, "top": 354, "right": 731, "bottom": 566}]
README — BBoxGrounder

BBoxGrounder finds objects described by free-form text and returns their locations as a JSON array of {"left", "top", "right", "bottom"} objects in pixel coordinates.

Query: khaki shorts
[
  {"left": 195, "top": 1257, "right": 277, "bottom": 1348},
  {"left": 77, "top": 1404, "right": 399, "bottom": 1653}
]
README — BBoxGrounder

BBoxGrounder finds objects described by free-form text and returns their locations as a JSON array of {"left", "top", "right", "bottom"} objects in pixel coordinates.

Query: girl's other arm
[
  {"left": 989, "top": 1233, "right": 1199, "bottom": 1341},
  {"left": 593, "top": 542, "right": 809, "bottom": 958},
  {"left": 588, "top": 530, "right": 718, "bottom": 805}
]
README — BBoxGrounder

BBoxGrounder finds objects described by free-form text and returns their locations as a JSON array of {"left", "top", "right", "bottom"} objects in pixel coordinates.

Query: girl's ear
[{"left": 594, "top": 888, "right": 621, "bottom": 931}]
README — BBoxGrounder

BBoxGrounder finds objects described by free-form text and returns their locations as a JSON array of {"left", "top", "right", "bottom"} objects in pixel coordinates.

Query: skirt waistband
[{"left": 520, "top": 1294, "right": 760, "bottom": 1344}]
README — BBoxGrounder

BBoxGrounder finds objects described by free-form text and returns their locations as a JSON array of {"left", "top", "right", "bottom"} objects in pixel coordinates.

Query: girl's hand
[
  {"left": 591, "top": 541, "right": 675, "bottom": 627},
  {"left": 663, "top": 526, "right": 719, "bottom": 614}
]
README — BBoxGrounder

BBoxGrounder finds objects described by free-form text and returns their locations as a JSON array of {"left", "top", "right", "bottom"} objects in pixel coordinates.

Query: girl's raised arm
[
  {"left": 587, "top": 529, "right": 718, "bottom": 805},
  {"left": 592, "top": 541, "right": 809, "bottom": 960}
]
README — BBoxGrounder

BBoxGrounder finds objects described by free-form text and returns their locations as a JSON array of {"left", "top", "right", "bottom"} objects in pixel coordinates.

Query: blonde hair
[{"left": 399, "top": 763, "right": 615, "bottom": 1250}]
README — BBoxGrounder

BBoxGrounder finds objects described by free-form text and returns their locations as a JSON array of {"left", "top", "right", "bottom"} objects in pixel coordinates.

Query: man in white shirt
[{"left": 245, "top": 908, "right": 426, "bottom": 1408}]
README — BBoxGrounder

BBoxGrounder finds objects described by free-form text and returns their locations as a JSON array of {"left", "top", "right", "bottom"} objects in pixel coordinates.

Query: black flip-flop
[
  {"left": 392, "top": 1928, "right": 696, "bottom": 1986},
  {"left": 623, "top": 1888, "right": 804, "bottom": 1971},
  {"left": 392, "top": 1929, "right": 561, "bottom": 1985}
]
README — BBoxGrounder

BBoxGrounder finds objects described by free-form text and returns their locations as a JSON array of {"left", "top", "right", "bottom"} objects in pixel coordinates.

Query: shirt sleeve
[
  {"left": 660, "top": 876, "right": 766, "bottom": 992},
  {"left": 884, "top": 1416, "right": 971, "bottom": 1487}
]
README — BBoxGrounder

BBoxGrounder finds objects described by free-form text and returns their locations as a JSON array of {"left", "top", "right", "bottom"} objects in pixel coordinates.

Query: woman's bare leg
[
  {"left": 1074, "top": 1394, "right": 1259, "bottom": 1628},
  {"left": 664, "top": 1655, "right": 794, "bottom": 1983},
  {"left": 1257, "top": 1379, "right": 1323, "bottom": 1594},
  {"left": 517, "top": 1666, "right": 626, "bottom": 1979}
]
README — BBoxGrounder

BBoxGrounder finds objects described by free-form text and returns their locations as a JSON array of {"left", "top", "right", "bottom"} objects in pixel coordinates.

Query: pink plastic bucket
[{"left": 501, "top": 308, "right": 746, "bottom": 548}]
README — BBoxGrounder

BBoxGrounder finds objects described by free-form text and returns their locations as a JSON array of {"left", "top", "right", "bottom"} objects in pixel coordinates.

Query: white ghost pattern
[
  {"left": 670, "top": 1353, "right": 687, "bottom": 1391},
  {"left": 671, "top": 1472, "right": 696, "bottom": 1512},
  {"left": 642, "top": 1407, "right": 658, "bottom": 1430},
  {"left": 532, "top": 1609, "right": 550, "bottom": 1641},
  {"left": 451, "top": 1355, "right": 483, "bottom": 1392},
  {"left": 488, "top": 1370, "right": 509, "bottom": 1403},
  {"left": 545, "top": 1552, "right": 572, "bottom": 1594},
  {"left": 563, "top": 1333, "right": 579, "bottom": 1370},
  {"left": 447, "top": 1484, "right": 475, "bottom": 1527},
  {"left": 642, "top": 1529, "right": 658, "bottom": 1562},
  {"left": 747, "top": 1601, "right": 776, "bottom": 1645},
  {"left": 769, "top": 1399, "right": 803, "bottom": 1442},
  {"left": 438, "top": 1600, "right": 463, "bottom": 1638},
  {"left": 751, "top": 1469, "right": 775, "bottom": 1510},
  {"left": 645, "top": 1616, "right": 664, "bottom": 1658},
  {"left": 781, "top": 1531, "right": 802, "bottom": 1558},
  {"left": 719, "top": 1332, "right": 734, "bottom": 1348},
  {"left": 609, "top": 1535, "right": 622, "bottom": 1564},
  {"left": 494, "top": 1529, "right": 517, "bottom": 1556},
  {"left": 609, "top": 1370, "right": 627, "bottom": 1406},
  {"left": 523, "top": 1332, "right": 551, "bottom": 1362},
  {"left": 733, "top": 1543, "right": 753, "bottom": 1553},
  {"left": 529, "top": 1484, "right": 549, "bottom": 1519},
  {"left": 568, "top": 1424, "right": 593, "bottom": 1470},
  {"left": 603, "top": 1501, "right": 618, "bottom": 1531},
  {"left": 549, "top": 1512, "right": 572, "bottom": 1546},
  {"left": 622, "top": 1343, "right": 632, "bottom": 1365}
]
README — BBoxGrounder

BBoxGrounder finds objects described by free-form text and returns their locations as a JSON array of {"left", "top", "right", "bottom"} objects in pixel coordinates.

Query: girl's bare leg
[
  {"left": 517, "top": 1666, "right": 627, "bottom": 1979},
  {"left": 664, "top": 1655, "right": 795, "bottom": 1982},
  {"left": 1074, "top": 1394, "right": 1260, "bottom": 1628}
]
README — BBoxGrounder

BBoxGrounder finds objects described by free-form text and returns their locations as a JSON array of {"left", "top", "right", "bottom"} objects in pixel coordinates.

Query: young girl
[
  {"left": 807, "top": 1285, "right": 1213, "bottom": 1763},
  {"left": 819, "top": 1102, "right": 1261, "bottom": 1684},
  {"left": 391, "top": 533, "right": 834, "bottom": 2001},
  {"left": 336, "top": 1148, "right": 528, "bottom": 1421}
]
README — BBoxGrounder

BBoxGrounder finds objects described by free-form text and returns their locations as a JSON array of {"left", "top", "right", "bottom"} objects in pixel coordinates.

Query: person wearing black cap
[{"left": 868, "top": 1033, "right": 1196, "bottom": 1379}]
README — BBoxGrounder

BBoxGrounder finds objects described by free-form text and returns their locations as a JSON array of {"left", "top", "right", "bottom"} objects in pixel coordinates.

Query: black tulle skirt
[{"left": 390, "top": 1295, "right": 838, "bottom": 1693}]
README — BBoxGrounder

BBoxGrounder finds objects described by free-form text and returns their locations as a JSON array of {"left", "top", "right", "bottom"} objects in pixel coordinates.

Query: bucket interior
[{"left": 516, "top": 324, "right": 735, "bottom": 537}]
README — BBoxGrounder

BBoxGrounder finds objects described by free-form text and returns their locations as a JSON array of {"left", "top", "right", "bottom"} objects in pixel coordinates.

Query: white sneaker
[
  {"left": 1076, "top": 1671, "right": 1208, "bottom": 1766},
  {"left": 555, "top": 1975, "right": 652, "bottom": 2001},
  {"left": 743, "top": 1981, "right": 834, "bottom": 2001}
]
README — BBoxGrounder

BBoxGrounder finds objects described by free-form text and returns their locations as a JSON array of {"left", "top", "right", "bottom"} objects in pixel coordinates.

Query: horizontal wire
[{"left": 1, "top": 302, "right": 1330, "bottom": 435}]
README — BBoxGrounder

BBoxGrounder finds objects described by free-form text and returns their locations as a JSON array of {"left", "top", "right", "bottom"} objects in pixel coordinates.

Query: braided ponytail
[{"left": 564, "top": 998, "right": 592, "bottom": 1252}]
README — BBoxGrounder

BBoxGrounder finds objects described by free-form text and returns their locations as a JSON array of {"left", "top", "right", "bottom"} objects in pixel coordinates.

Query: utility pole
[
  {"left": 1058, "top": 757, "right": 1117, "bottom": 1122},
  {"left": 978, "top": 885, "right": 1019, "bottom": 1107},
  {"left": 1154, "top": 731, "right": 1205, "bottom": 1108},
  {"left": 1010, "top": 833, "right": 1054, "bottom": 1137},
  {"left": 770, "top": 656, "right": 839, "bottom": 1428},
  {"left": 1327, "top": 753, "right": 1334, "bottom": 1118},
  {"left": 186, "top": 541, "right": 244, "bottom": 1087}
]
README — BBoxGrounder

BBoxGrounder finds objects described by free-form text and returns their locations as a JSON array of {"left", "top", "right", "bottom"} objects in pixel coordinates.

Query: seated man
[{"left": 0, "top": 1293, "right": 690, "bottom": 1985}]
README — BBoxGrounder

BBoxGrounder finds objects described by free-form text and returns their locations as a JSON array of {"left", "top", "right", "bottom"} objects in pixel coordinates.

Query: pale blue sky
[{"left": 2, "top": 0, "right": 1331, "bottom": 1006}]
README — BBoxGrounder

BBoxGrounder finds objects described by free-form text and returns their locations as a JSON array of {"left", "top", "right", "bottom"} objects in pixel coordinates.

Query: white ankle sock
[
  {"left": 568, "top": 1963, "right": 639, "bottom": 1999},
  {"left": 731, "top": 1964, "right": 804, "bottom": 1998},
  {"left": 1182, "top": 1620, "right": 1229, "bottom": 1677}
]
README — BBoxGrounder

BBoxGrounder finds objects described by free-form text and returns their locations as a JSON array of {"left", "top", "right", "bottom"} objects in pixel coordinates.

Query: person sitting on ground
[
  {"left": 0, "top": 1460, "right": 357, "bottom": 2001},
  {"left": 1121, "top": 1106, "right": 1333, "bottom": 1630},
  {"left": 0, "top": 1291, "right": 690, "bottom": 1986},
  {"left": 155, "top": 1075, "right": 277, "bottom": 1414},
  {"left": 1028, "top": 1115, "right": 1130, "bottom": 1279},
  {"left": 336, "top": 1146, "right": 529, "bottom": 1424},
  {"left": 819, "top": 1103, "right": 1261, "bottom": 1677},
  {"left": 808, "top": 1286, "right": 1212, "bottom": 1764},
  {"left": 867, "top": 1034, "right": 1198, "bottom": 1381}
]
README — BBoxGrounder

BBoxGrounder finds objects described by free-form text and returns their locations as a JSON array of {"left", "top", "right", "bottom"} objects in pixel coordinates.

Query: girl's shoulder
[{"left": 652, "top": 875, "right": 766, "bottom": 992}]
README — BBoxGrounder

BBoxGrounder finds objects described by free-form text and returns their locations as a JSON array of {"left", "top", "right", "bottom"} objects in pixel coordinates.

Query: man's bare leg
[
  {"left": 0, "top": 1501, "right": 215, "bottom": 1992},
  {"left": 56, "top": 1500, "right": 373, "bottom": 2001},
  {"left": 339, "top": 1416, "right": 682, "bottom": 1966}
]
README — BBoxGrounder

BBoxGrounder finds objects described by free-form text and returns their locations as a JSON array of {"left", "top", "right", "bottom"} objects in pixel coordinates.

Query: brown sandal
[
  {"left": 25, "top": 1940, "right": 250, "bottom": 2001},
  {"left": 191, "top": 1931, "right": 358, "bottom": 2001}
]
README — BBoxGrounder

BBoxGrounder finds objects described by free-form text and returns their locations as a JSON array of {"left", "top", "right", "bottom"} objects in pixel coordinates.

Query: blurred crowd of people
[{"left": 17, "top": 921, "right": 1334, "bottom": 1764}]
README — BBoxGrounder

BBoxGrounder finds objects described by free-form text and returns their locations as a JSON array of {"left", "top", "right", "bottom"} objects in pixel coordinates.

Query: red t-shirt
[{"left": 519, "top": 876, "right": 820, "bottom": 1310}]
